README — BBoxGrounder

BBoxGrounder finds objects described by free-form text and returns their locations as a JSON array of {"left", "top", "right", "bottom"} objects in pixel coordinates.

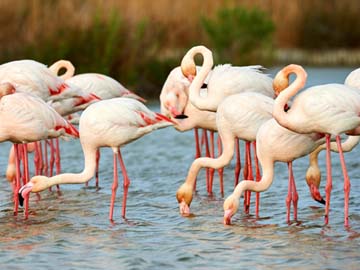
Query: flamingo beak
[
  {"left": 18, "top": 182, "right": 34, "bottom": 207},
  {"left": 179, "top": 200, "right": 190, "bottom": 216},
  {"left": 309, "top": 184, "right": 325, "bottom": 205},
  {"left": 223, "top": 209, "right": 233, "bottom": 225},
  {"left": 168, "top": 106, "right": 182, "bottom": 118}
]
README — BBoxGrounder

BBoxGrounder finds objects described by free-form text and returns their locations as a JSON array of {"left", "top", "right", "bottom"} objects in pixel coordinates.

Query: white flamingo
[{"left": 19, "top": 98, "right": 174, "bottom": 220}]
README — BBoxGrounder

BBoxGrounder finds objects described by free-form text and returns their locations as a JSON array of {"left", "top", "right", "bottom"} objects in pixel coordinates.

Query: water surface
[{"left": 1, "top": 67, "right": 359, "bottom": 270}]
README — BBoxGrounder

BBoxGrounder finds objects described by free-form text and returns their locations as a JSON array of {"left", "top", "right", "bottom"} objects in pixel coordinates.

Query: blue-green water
[{"left": 0, "top": 67, "right": 359, "bottom": 270}]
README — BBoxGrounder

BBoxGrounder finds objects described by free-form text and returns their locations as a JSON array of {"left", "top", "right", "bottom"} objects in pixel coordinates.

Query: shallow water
[{"left": 1, "top": 67, "right": 360, "bottom": 270}]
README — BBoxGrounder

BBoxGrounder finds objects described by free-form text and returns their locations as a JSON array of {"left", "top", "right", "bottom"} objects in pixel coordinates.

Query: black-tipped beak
[
  {"left": 18, "top": 192, "right": 24, "bottom": 207},
  {"left": 174, "top": 114, "right": 188, "bottom": 119},
  {"left": 316, "top": 198, "right": 326, "bottom": 205}
]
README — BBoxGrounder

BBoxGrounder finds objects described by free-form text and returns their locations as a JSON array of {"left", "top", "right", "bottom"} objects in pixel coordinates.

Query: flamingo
[
  {"left": 222, "top": 118, "right": 352, "bottom": 225},
  {"left": 160, "top": 66, "right": 222, "bottom": 194},
  {"left": 4, "top": 60, "right": 99, "bottom": 186},
  {"left": 0, "top": 59, "right": 91, "bottom": 101},
  {"left": 177, "top": 92, "right": 274, "bottom": 217},
  {"left": 272, "top": 64, "right": 360, "bottom": 226},
  {"left": 0, "top": 88, "right": 79, "bottom": 218},
  {"left": 19, "top": 98, "right": 174, "bottom": 220},
  {"left": 49, "top": 59, "right": 145, "bottom": 103},
  {"left": 180, "top": 45, "right": 274, "bottom": 112},
  {"left": 179, "top": 45, "right": 275, "bottom": 210}
]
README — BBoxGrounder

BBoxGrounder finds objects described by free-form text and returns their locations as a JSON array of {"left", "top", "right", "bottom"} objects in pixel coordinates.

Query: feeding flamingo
[
  {"left": 305, "top": 135, "right": 359, "bottom": 204},
  {"left": 222, "top": 118, "right": 356, "bottom": 225},
  {"left": 272, "top": 64, "right": 360, "bottom": 226},
  {"left": 177, "top": 92, "right": 274, "bottom": 217},
  {"left": 19, "top": 98, "right": 174, "bottom": 220},
  {"left": 160, "top": 66, "right": 223, "bottom": 194},
  {"left": 0, "top": 88, "right": 79, "bottom": 218}
]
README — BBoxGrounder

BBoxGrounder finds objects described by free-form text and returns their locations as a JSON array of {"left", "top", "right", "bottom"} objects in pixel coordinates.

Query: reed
[{"left": 0, "top": 0, "right": 359, "bottom": 98}]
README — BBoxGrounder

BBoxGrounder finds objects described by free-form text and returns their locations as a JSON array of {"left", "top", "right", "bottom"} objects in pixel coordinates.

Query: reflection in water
[{"left": 0, "top": 67, "right": 360, "bottom": 269}]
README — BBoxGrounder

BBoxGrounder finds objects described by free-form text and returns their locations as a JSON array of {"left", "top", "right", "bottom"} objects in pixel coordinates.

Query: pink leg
[
  {"left": 203, "top": 130, "right": 210, "bottom": 193},
  {"left": 20, "top": 146, "right": 26, "bottom": 185},
  {"left": 49, "top": 140, "right": 55, "bottom": 177},
  {"left": 324, "top": 134, "right": 332, "bottom": 225},
  {"left": 244, "top": 142, "right": 253, "bottom": 214},
  {"left": 252, "top": 141, "right": 261, "bottom": 217},
  {"left": 109, "top": 151, "right": 119, "bottom": 221},
  {"left": 95, "top": 149, "right": 100, "bottom": 188},
  {"left": 22, "top": 144, "right": 30, "bottom": 219},
  {"left": 208, "top": 131, "right": 215, "bottom": 194},
  {"left": 286, "top": 162, "right": 293, "bottom": 223},
  {"left": 234, "top": 139, "right": 241, "bottom": 187},
  {"left": 55, "top": 139, "right": 61, "bottom": 191},
  {"left": 336, "top": 135, "right": 351, "bottom": 227},
  {"left": 43, "top": 140, "right": 49, "bottom": 177},
  {"left": 38, "top": 141, "right": 44, "bottom": 175},
  {"left": 118, "top": 149, "right": 130, "bottom": 218},
  {"left": 217, "top": 135, "right": 224, "bottom": 196},
  {"left": 194, "top": 128, "right": 201, "bottom": 159},
  {"left": 55, "top": 138, "right": 61, "bottom": 174},
  {"left": 291, "top": 166, "right": 298, "bottom": 221},
  {"left": 48, "top": 140, "right": 55, "bottom": 192},
  {"left": 13, "top": 144, "right": 21, "bottom": 216}
]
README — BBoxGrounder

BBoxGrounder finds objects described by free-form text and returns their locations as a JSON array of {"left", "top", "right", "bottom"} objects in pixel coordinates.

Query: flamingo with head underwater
[
  {"left": 272, "top": 64, "right": 360, "bottom": 226},
  {"left": 222, "top": 116, "right": 358, "bottom": 225},
  {"left": 19, "top": 98, "right": 174, "bottom": 220}
]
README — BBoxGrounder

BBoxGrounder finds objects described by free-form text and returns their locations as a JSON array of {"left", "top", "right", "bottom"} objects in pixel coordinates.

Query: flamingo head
[
  {"left": 181, "top": 55, "right": 197, "bottom": 83},
  {"left": 164, "top": 90, "right": 188, "bottom": 118},
  {"left": 176, "top": 182, "right": 193, "bottom": 216},
  {"left": 223, "top": 194, "right": 239, "bottom": 225},
  {"left": 305, "top": 166, "right": 325, "bottom": 204},
  {"left": 273, "top": 70, "right": 289, "bottom": 97},
  {"left": 18, "top": 175, "right": 50, "bottom": 206}
]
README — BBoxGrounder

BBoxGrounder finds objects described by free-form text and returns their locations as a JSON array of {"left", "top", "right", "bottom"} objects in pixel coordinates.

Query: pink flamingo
[
  {"left": 177, "top": 92, "right": 274, "bottom": 217},
  {"left": 4, "top": 60, "right": 99, "bottom": 186},
  {"left": 180, "top": 45, "right": 274, "bottom": 207},
  {"left": 0, "top": 89, "right": 79, "bottom": 218},
  {"left": 180, "top": 45, "right": 274, "bottom": 112},
  {"left": 222, "top": 118, "right": 356, "bottom": 225},
  {"left": 272, "top": 64, "right": 360, "bottom": 226},
  {"left": 49, "top": 59, "right": 145, "bottom": 102},
  {"left": 19, "top": 98, "right": 174, "bottom": 220},
  {"left": 160, "top": 66, "right": 221, "bottom": 194},
  {"left": 0, "top": 59, "right": 90, "bottom": 101}
]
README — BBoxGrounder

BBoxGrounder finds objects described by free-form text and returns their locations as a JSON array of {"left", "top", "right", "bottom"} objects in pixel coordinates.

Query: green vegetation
[{"left": 201, "top": 6, "right": 275, "bottom": 65}]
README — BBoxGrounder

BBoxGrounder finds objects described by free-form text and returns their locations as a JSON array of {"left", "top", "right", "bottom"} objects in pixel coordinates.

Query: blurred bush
[{"left": 201, "top": 6, "right": 275, "bottom": 65}]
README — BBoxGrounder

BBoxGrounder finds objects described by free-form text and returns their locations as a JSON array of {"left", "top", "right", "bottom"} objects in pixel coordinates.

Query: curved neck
[
  {"left": 232, "top": 157, "right": 275, "bottom": 200},
  {"left": 47, "top": 144, "right": 97, "bottom": 187},
  {"left": 187, "top": 47, "right": 217, "bottom": 111},
  {"left": 48, "top": 60, "right": 75, "bottom": 80},
  {"left": 184, "top": 134, "right": 235, "bottom": 187},
  {"left": 273, "top": 65, "right": 307, "bottom": 130}
]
